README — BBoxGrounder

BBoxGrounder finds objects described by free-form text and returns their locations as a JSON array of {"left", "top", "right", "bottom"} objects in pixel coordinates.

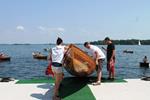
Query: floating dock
[{"left": 0, "top": 77, "right": 150, "bottom": 100}]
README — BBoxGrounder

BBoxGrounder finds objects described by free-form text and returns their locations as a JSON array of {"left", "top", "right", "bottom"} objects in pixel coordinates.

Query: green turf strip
[
  {"left": 101, "top": 78, "right": 127, "bottom": 83},
  {"left": 61, "top": 85, "right": 95, "bottom": 100},
  {"left": 16, "top": 77, "right": 55, "bottom": 84},
  {"left": 16, "top": 77, "right": 127, "bottom": 84},
  {"left": 59, "top": 77, "right": 95, "bottom": 100}
]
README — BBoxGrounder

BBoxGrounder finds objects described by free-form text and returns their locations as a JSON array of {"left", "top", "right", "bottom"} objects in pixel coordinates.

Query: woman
[{"left": 50, "top": 37, "right": 67, "bottom": 100}]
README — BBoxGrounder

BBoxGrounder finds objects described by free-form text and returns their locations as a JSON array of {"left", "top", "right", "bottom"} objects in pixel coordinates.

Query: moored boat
[
  {"left": 140, "top": 62, "right": 149, "bottom": 68},
  {"left": 32, "top": 52, "right": 47, "bottom": 60},
  {"left": 0, "top": 53, "right": 11, "bottom": 62},
  {"left": 123, "top": 50, "right": 134, "bottom": 53},
  {"left": 43, "top": 48, "right": 51, "bottom": 52},
  {"left": 63, "top": 44, "right": 96, "bottom": 77}
]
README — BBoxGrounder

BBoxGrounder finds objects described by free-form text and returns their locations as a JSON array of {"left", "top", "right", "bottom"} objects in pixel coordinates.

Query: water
[{"left": 0, "top": 44, "right": 150, "bottom": 79}]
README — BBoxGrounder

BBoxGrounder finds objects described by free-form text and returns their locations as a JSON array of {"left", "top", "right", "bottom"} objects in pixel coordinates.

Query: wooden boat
[
  {"left": 0, "top": 54, "right": 11, "bottom": 62},
  {"left": 32, "top": 52, "right": 47, "bottom": 60},
  {"left": 140, "top": 62, "right": 149, "bottom": 68},
  {"left": 63, "top": 44, "right": 96, "bottom": 77}
]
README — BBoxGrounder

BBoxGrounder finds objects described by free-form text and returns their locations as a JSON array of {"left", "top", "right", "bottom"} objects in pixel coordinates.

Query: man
[
  {"left": 103, "top": 37, "right": 115, "bottom": 80},
  {"left": 84, "top": 42, "right": 105, "bottom": 85},
  {"left": 50, "top": 37, "right": 67, "bottom": 100},
  {"left": 143, "top": 56, "right": 148, "bottom": 63}
]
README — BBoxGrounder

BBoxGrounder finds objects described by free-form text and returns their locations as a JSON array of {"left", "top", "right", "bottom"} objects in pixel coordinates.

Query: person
[
  {"left": 49, "top": 37, "right": 67, "bottom": 100},
  {"left": 84, "top": 42, "right": 105, "bottom": 85},
  {"left": 0, "top": 53, "right": 4, "bottom": 56},
  {"left": 143, "top": 56, "right": 148, "bottom": 63},
  {"left": 103, "top": 37, "right": 115, "bottom": 80}
]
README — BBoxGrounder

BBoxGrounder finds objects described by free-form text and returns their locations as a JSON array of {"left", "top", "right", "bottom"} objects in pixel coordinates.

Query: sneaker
[{"left": 92, "top": 81, "right": 101, "bottom": 86}]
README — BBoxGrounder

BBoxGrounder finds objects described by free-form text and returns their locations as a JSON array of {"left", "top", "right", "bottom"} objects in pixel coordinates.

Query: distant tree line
[{"left": 90, "top": 39, "right": 150, "bottom": 45}]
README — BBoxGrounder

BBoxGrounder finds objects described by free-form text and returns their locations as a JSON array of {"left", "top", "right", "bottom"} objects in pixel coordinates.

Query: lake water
[{"left": 0, "top": 44, "right": 150, "bottom": 79}]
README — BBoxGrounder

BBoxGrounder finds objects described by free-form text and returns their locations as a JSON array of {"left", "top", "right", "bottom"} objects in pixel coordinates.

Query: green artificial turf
[
  {"left": 16, "top": 77, "right": 55, "bottom": 84},
  {"left": 59, "top": 77, "right": 95, "bottom": 100},
  {"left": 16, "top": 77, "right": 126, "bottom": 84}
]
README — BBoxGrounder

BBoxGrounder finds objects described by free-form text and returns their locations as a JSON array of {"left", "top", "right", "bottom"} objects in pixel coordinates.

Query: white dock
[
  {"left": 0, "top": 80, "right": 54, "bottom": 100},
  {"left": 0, "top": 79, "right": 150, "bottom": 100},
  {"left": 89, "top": 79, "right": 150, "bottom": 100}
]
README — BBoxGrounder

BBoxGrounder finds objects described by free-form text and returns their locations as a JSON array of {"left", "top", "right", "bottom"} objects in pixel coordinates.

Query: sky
[{"left": 0, "top": 0, "right": 150, "bottom": 44}]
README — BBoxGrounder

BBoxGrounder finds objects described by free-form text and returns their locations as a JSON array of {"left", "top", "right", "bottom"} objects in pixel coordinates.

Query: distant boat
[
  {"left": 139, "top": 62, "right": 149, "bottom": 68},
  {"left": 32, "top": 52, "right": 47, "bottom": 60},
  {"left": 123, "top": 50, "right": 133, "bottom": 54},
  {"left": 0, "top": 53, "right": 11, "bottom": 62},
  {"left": 138, "top": 40, "right": 141, "bottom": 45},
  {"left": 43, "top": 48, "right": 51, "bottom": 52}
]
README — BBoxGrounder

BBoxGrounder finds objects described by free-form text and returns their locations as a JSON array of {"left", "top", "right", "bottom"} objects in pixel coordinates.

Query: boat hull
[
  {"left": 32, "top": 52, "right": 47, "bottom": 60},
  {"left": 0, "top": 57, "right": 11, "bottom": 62},
  {"left": 140, "top": 62, "right": 149, "bottom": 68},
  {"left": 123, "top": 50, "right": 133, "bottom": 53},
  {"left": 63, "top": 44, "right": 96, "bottom": 77}
]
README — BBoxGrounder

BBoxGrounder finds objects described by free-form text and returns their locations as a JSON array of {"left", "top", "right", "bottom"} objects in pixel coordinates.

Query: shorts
[
  {"left": 107, "top": 60, "right": 115, "bottom": 73},
  {"left": 96, "top": 59, "right": 104, "bottom": 71},
  {"left": 52, "top": 66, "right": 63, "bottom": 74}
]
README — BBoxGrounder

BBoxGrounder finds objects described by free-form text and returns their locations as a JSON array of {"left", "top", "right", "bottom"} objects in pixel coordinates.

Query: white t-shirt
[
  {"left": 90, "top": 45, "right": 105, "bottom": 59},
  {"left": 51, "top": 45, "right": 65, "bottom": 63}
]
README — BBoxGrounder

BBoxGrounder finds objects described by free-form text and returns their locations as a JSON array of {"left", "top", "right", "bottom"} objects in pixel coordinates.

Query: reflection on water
[{"left": 0, "top": 44, "right": 150, "bottom": 79}]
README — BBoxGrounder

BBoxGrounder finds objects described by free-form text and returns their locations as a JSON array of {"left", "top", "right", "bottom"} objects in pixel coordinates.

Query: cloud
[
  {"left": 38, "top": 26, "right": 46, "bottom": 31},
  {"left": 48, "top": 27, "right": 65, "bottom": 33},
  {"left": 16, "top": 25, "right": 25, "bottom": 31},
  {"left": 38, "top": 26, "right": 65, "bottom": 33},
  {"left": 57, "top": 27, "right": 65, "bottom": 32}
]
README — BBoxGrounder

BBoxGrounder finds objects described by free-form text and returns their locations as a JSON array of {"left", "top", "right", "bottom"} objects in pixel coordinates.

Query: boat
[
  {"left": 63, "top": 44, "right": 96, "bottom": 77},
  {"left": 0, "top": 77, "right": 15, "bottom": 82},
  {"left": 123, "top": 50, "right": 134, "bottom": 53},
  {"left": 0, "top": 53, "right": 11, "bottom": 62},
  {"left": 140, "top": 62, "right": 149, "bottom": 68},
  {"left": 43, "top": 48, "right": 51, "bottom": 52},
  {"left": 141, "top": 77, "right": 150, "bottom": 81},
  {"left": 32, "top": 52, "right": 47, "bottom": 60}
]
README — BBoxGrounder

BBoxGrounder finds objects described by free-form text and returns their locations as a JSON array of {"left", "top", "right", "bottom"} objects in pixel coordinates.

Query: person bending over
[{"left": 84, "top": 42, "right": 105, "bottom": 85}]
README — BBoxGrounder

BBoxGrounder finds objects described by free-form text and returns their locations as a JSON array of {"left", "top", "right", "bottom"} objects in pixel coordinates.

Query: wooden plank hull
[{"left": 63, "top": 44, "right": 96, "bottom": 77}]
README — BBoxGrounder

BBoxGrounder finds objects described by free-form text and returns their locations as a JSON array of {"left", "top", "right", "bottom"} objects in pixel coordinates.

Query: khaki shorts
[{"left": 52, "top": 66, "right": 63, "bottom": 74}]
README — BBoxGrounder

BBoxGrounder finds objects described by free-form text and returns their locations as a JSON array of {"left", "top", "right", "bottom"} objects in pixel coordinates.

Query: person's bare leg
[
  {"left": 93, "top": 60, "right": 102, "bottom": 85},
  {"left": 97, "top": 60, "right": 102, "bottom": 82},
  {"left": 111, "top": 62, "right": 115, "bottom": 79},
  {"left": 110, "top": 60, "right": 115, "bottom": 79},
  {"left": 53, "top": 73, "right": 63, "bottom": 99}
]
